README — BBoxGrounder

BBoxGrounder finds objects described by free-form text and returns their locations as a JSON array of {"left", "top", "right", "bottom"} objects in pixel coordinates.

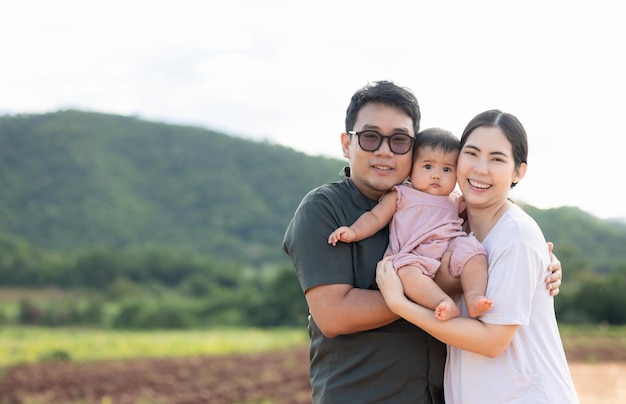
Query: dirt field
[{"left": 0, "top": 347, "right": 624, "bottom": 403}]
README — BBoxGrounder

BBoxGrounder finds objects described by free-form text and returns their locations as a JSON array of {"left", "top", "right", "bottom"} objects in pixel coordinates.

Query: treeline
[
  {"left": 2, "top": 232, "right": 626, "bottom": 327},
  {"left": 0, "top": 235, "right": 307, "bottom": 329},
  {"left": 556, "top": 263, "right": 626, "bottom": 324}
]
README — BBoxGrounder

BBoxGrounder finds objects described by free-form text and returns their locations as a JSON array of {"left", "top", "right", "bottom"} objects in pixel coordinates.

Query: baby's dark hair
[{"left": 413, "top": 127, "right": 460, "bottom": 161}]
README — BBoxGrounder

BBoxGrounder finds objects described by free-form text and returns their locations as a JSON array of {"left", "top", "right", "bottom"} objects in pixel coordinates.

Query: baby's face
[{"left": 410, "top": 147, "right": 459, "bottom": 196}]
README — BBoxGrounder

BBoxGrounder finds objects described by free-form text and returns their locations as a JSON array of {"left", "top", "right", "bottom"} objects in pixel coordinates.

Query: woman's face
[{"left": 457, "top": 126, "right": 526, "bottom": 210}]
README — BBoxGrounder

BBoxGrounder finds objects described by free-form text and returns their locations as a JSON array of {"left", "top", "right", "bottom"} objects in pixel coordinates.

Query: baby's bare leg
[
  {"left": 461, "top": 254, "right": 493, "bottom": 318},
  {"left": 397, "top": 265, "right": 460, "bottom": 321}
]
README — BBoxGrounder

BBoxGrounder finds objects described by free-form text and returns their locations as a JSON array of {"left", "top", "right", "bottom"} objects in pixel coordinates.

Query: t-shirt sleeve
[
  {"left": 480, "top": 230, "right": 544, "bottom": 326},
  {"left": 283, "top": 190, "right": 358, "bottom": 292}
]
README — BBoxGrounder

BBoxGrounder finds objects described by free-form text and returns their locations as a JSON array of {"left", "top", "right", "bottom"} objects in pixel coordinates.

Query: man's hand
[{"left": 546, "top": 242, "right": 562, "bottom": 296}]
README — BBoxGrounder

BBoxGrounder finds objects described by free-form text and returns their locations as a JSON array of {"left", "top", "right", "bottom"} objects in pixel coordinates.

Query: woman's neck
[{"left": 466, "top": 199, "right": 512, "bottom": 242}]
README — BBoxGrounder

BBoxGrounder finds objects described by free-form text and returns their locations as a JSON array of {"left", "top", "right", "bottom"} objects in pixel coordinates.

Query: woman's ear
[{"left": 513, "top": 162, "right": 528, "bottom": 184}]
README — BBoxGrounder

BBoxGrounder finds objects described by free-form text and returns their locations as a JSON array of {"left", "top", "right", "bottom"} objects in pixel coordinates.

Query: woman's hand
[
  {"left": 546, "top": 242, "right": 562, "bottom": 296},
  {"left": 376, "top": 257, "right": 407, "bottom": 313}
]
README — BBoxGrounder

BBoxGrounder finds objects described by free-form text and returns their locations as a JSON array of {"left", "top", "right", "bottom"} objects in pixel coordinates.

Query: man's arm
[
  {"left": 287, "top": 187, "right": 405, "bottom": 339},
  {"left": 305, "top": 283, "right": 399, "bottom": 338}
]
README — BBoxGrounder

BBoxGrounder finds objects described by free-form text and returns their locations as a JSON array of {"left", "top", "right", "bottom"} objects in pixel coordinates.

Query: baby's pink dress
[{"left": 384, "top": 184, "right": 485, "bottom": 277}]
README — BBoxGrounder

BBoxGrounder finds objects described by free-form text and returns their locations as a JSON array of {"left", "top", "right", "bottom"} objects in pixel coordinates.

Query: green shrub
[
  {"left": 112, "top": 298, "right": 199, "bottom": 329},
  {"left": 38, "top": 349, "right": 71, "bottom": 362}
]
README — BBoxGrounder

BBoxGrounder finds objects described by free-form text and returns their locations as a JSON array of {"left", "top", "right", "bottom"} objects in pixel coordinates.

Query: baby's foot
[
  {"left": 435, "top": 299, "right": 461, "bottom": 321},
  {"left": 466, "top": 295, "right": 493, "bottom": 318}
]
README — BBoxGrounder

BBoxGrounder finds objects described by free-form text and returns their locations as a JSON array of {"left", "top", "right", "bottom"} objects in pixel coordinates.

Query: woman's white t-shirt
[{"left": 444, "top": 204, "right": 579, "bottom": 403}]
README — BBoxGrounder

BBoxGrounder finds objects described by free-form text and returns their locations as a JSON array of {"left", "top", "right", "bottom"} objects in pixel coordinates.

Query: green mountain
[
  {"left": 0, "top": 110, "right": 344, "bottom": 264},
  {"left": 523, "top": 205, "right": 626, "bottom": 274},
  {"left": 1, "top": 110, "right": 625, "bottom": 271}
]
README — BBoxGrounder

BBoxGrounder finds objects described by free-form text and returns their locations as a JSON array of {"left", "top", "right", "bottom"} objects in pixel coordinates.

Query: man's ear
[{"left": 341, "top": 132, "right": 351, "bottom": 158}]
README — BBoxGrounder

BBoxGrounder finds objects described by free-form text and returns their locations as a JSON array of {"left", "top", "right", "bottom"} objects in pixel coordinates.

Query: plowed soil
[{"left": 0, "top": 346, "right": 624, "bottom": 403}]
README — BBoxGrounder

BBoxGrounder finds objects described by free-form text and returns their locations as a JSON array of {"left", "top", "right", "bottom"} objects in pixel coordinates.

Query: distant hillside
[
  {"left": 523, "top": 205, "right": 626, "bottom": 273},
  {"left": 0, "top": 110, "right": 344, "bottom": 263},
  {"left": 1, "top": 110, "right": 625, "bottom": 271}
]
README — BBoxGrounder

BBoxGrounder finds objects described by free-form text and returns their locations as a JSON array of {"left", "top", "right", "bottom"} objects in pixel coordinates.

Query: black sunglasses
[{"left": 348, "top": 130, "right": 414, "bottom": 155}]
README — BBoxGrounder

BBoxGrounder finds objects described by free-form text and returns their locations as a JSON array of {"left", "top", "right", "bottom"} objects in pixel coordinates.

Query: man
[{"left": 283, "top": 81, "right": 561, "bottom": 403}]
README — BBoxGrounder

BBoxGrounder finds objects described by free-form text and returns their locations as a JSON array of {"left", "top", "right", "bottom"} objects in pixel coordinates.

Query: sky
[{"left": 2, "top": 0, "right": 624, "bottom": 220}]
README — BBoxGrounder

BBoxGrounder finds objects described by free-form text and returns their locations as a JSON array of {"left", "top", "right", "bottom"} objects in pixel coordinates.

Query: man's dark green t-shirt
[{"left": 283, "top": 168, "right": 445, "bottom": 403}]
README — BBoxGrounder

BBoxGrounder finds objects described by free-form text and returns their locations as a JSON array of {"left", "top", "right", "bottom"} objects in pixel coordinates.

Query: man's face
[{"left": 341, "top": 103, "right": 414, "bottom": 200}]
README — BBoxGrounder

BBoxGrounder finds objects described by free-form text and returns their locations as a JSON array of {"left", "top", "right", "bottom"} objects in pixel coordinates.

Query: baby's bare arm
[
  {"left": 328, "top": 226, "right": 358, "bottom": 245},
  {"left": 328, "top": 190, "right": 398, "bottom": 245},
  {"left": 347, "top": 191, "right": 398, "bottom": 241}
]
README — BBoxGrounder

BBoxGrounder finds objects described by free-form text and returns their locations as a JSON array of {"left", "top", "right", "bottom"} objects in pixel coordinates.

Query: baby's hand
[{"left": 328, "top": 226, "right": 356, "bottom": 245}]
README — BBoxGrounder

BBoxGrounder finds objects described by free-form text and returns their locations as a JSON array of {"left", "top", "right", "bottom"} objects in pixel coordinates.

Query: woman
[{"left": 376, "top": 109, "right": 579, "bottom": 403}]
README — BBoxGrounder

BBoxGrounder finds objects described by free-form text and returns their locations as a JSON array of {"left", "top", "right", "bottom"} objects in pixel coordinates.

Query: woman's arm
[
  {"left": 378, "top": 257, "right": 516, "bottom": 357},
  {"left": 430, "top": 243, "right": 562, "bottom": 296}
]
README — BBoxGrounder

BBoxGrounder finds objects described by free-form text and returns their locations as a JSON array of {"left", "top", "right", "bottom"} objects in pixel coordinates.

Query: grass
[
  {"left": 560, "top": 324, "right": 626, "bottom": 344},
  {"left": 2, "top": 323, "right": 625, "bottom": 369},
  {"left": 559, "top": 323, "right": 626, "bottom": 362},
  {"left": 0, "top": 326, "right": 309, "bottom": 368}
]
